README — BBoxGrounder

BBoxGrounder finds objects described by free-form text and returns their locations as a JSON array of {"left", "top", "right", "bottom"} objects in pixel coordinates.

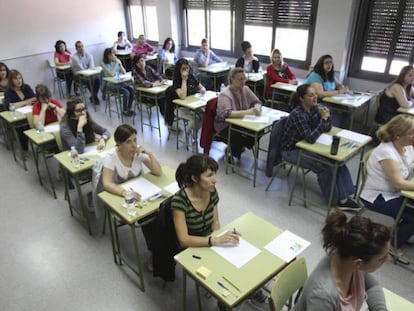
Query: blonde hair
[
  {"left": 376, "top": 114, "right": 414, "bottom": 142},
  {"left": 228, "top": 67, "right": 245, "bottom": 85}
]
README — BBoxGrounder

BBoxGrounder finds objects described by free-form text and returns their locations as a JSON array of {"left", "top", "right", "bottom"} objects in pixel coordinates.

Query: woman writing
[
  {"left": 280, "top": 84, "right": 359, "bottom": 209},
  {"left": 54, "top": 40, "right": 74, "bottom": 96},
  {"left": 266, "top": 49, "right": 297, "bottom": 98},
  {"left": 360, "top": 114, "right": 414, "bottom": 253},
  {"left": 60, "top": 97, "right": 110, "bottom": 152},
  {"left": 375, "top": 65, "right": 414, "bottom": 124},
  {"left": 101, "top": 48, "right": 135, "bottom": 117},
  {"left": 293, "top": 209, "right": 390, "bottom": 311},
  {"left": 214, "top": 67, "right": 262, "bottom": 160}
]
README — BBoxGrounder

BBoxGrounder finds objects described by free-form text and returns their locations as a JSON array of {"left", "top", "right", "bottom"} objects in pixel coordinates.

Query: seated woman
[
  {"left": 375, "top": 65, "right": 414, "bottom": 125},
  {"left": 54, "top": 40, "right": 74, "bottom": 96},
  {"left": 235, "top": 41, "right": 262, "bottom": 73},
  {"left": 4, "top": 69, "right": 36, "bottom": 154},
  {"left": 102, "top": 124, "right": 162, "bottom": 255},
  {"left": 360, "top": 114, "right": 414, "bottom": 253},
  {"left": 112, "top": 31, "right": 132, "bottom": 52},
  {"left": 0, "top": 62, "right": 10, "bottom": 93},
  {"left": 60, "top": 97, "right": 110, "bottom": 152},
  {"left": 306, "top": 54, "right": 348, "bottom": 127},
  {"left": 132, "top": 54, "right": 164, "bottom": 88},
  {"left": 101, "top": 48, "right": 134, "bottom": 117},
  {"left": 280, "top": 84, "right": 359, "bottom": 209},
  {"left": 172, "top": 154, "right": 266, "bottom": 309},
  {"left": 32, "top": 84, "right": 65, "bottom": 126},
  {"left": 158, "top": 37, "right": 178, "bottom": 76},
  {"left": 293, "top": 209, "right": 390, "bottom": 311},
  {"left": 266, "top": 49, "right": 297, "bottom": 99},
  {"left": 164, "top": 58, "right": 206, "bottom": 136},
  {"left": 214, "top": 67, "right": 262, "bottom": 160}
]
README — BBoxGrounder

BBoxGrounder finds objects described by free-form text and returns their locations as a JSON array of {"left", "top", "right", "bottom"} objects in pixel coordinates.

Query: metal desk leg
[
  {"left": 289, "top": 150, "right": 302, "bottom": 206},
  {"left": 182, "top": 269, "right": 187, "bottom": 311},
  {"left": 41, "top": 147, "right": 57, "bottom": 199},
  {"left": 193, "top": 109, "right": 199, "bottom": 153},
  {"left": 155, "top": 97, "right": 161, "bottom": 139},
  {"left": 131, "top": 224, "right": 145, "bottom": 291},
  {"left": 73, "top": 174, "right": 92, "bottom": 235},
  {"left": 326, "top": 163, "right": 339, "bottom": 212},
  {"left": 252, "top": 132, "right": 260, "bottom": 187},
  {"left": 29, "top": 140, "right": 42, "bottom": 185}
]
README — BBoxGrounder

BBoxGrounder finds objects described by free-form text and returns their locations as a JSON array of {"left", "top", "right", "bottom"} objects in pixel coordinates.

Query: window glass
[{"left": 188, "top": 9, "right": 206, "bottom": 46}]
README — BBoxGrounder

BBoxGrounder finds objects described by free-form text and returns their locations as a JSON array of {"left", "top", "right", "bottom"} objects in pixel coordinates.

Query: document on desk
[
  {"left": 211, "top": 235, "right": 261, "bottom": 268},
  {"left": 316, "top": 133, "right": 333, "bottom": 145},
  {"left": 163, "top": 181, "right": 180, "bottom": 195},
  {"left": 81, "top": 146, "right": 115, "bottom": 158},
  {"left": 44, "top": 124, "right": 60, "bottom": 133},
  {"left": 264, "top": 230, "right": 310, "bottom": 262},
  {"left": 122, "top": 178, "right": 162, "bottom": 201},
  {"left": 187, "top": 100, "right": 206, "bottom": 109},
  {"left": 16, "top": 106, "right": 33, "bottom": 114},
  {"left": 242, "top": 115, "right": 270, "bottom": 123},
  {"left": 336, "top": 129, "right": 371, "bottom": 144}
]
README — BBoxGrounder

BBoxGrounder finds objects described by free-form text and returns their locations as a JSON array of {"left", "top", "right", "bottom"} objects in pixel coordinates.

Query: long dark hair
[
  {"left": 312, "top": 54, "right": 335, "bottom": 82},
  {"left": 162, "top": 37, "right": 175, "bottom": 53},
  {"left": 102, "top": 48, "right": 113, "bottom": 64},
  {"left": 173, "top": 58, "right": 192, "bottom": 85},
  {"left": 289, "top": 83, "right": 312, "bottom": 108},
  {"left": 61, "top": 97, "right": 95, "bottom": 144},
  {"left": 322, "top": 209, "right": 390, "bottom": 262},
  {"left": 54, "top": 40, "right": 68, "bottom": 53},
  {"left": 175, "top": 154, "right": 218, "bottom": 189},
  {"left": 0, "top": 62, "right": 10, "bottom": 78},
  {"left": 392, "top": 65, "right": 414, "bottom": 97},
  {"left": 8, "top": 69, "right": 25, "bottom": 90}
]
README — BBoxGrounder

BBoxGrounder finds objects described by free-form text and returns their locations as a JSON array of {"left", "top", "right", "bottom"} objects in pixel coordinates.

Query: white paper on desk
[
  {"left": 16, "top": 106, "right": 32, "bottom": 114},
  {"left": 316, "top": 133, "right": 332, "bottom": 145},
  {"left": 342, "top": 95, "right": 370, "bottom": 107},
  {"left": 242, "top": 115, "right": 270, "bottom": 123},
  {"left": 331, "top": 94, "right": 354, "bottom": 101},
  {"left": 44, "top": 124, "right": 60, "bottom": 133},
  {"left": 211, "top": 235, "right": 261, "bottom": 268},
  {"left": 122, "top": 178, "right": 162, "bottom": 201},
  {"left": 163, "top": 182, "right": 180, "bottom": 195},
  {"left": 336, "top": 129, "right": 371, "bottom": 144},
  {"left": 80, "top": 146, "right": 115, "bottom": 158},
  {"left": 188, "top": 100, "right": 205, "bottom": 108},
  {"left": 266, "top": 110, "right": 289, "bottom": 121},
  {"left": 264, "top": 230, "right": 310, "bottom": 263}
]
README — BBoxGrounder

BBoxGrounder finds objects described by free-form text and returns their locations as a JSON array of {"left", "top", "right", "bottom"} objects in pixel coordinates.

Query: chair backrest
[
  {"left": 26, "top": 111, "right": 35, "bottom": 129},
  {"left": 54, "top": 128, "right": 63, "bottom": 151},
  {"left": 356, "top": 148, "right": 373, "bottom": 207},
  {"left": 263, "top": 72, "right": 269, "bottom": 100},
  {"left": 266, "top": 117, "right": 288, "bottom": 177},
  {"left": 47, "top": 58, "right": 57, "bottom": 78},
  {"left": 268, "top": 257, "right": 308, "bottom": 311},
  {"left": 200, "top": 97, "right": 219, "bottom": 154}
]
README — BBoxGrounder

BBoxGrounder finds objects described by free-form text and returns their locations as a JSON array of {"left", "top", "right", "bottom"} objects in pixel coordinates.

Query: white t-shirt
[
  {"left": 103, "top": 150, "right": 149, "bottom": 184},
  {"left": 361, "top": 141, "right": 414, "bottom": 202},
  {"left": 164, "top": 51, "right": 175, "bottom": 65}
]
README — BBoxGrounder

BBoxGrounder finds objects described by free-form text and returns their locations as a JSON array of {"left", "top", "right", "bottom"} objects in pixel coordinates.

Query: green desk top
[
  {"left": 98, "top": 166, "right": 176, "bottom": 224},
  {"left": 24, "top": 122, "right": 59, "bottom": 145},
  {"left": 296, "top": 127, "right": 372, "bottom": 162},
  {"left": 175, "top": 212, "right": 286, "bottom": 307},
  {"left": 383, "top": 288, "right": 414, "bottom": 310},
  {"left": 173, "top": 91, "right": 217, "bottom": 110},
  {"left": 322, "top": 93, "right": 374, "bottom": 108},
  {"left": 75, "top": 67, "right": 102, "bottom": 76},
  {"left": 225, "top": 107, "right": 289, "bottom": 132},
  {"left": 397, "top": 107, "right": 414, "bottom": 116},
  {"left": 103, "top": 72, "right": 132, "bottom": 84},
  {"left": 0, "top": 110, "right": 27, "bottom": 123},
  {"left": 197, "top": 63, "right": 231, "bottom": 74},
  {"left": 271, "top": 82, "right": 298, "bottom": 92},
  {"left": 135, "top": 81, "right": 171, "bottom": 94},
  {"left": 53, "top": 138, "right": 115, "bottom": 174}
]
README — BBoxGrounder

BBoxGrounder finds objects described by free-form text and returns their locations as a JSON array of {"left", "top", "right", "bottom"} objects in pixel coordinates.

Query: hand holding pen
[{"left": 214, "top": 228, "right": 240, "bottom": 246}]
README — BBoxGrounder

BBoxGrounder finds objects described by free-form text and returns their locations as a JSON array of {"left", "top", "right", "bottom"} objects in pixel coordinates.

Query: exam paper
[
  {"left": 122, "top": 178, "right": 162, "bottom": 201},
  {"left": 80, "top": 146, "right": 115, "bottom": 158},
  {"left": 44, "top": 124, "right": 60, "bottom": 133},
  {"left": 163, "top": 182, "right": 180, "bottom": 195},
  {"left": 242, "top": 115, "right": 270, "bottom": 123},
  {"left": 211, "top": 236, "right": 261, "bottom": 268},
  {"left": 264, "top": 230, "right": 310, "bottom": 262},
  {"left": 16, "top": 106, "right": 33, "bottom": 114},
  {"left": 316, "top": 133, "right": 333, "bottom": 145},
  {"left": 187, "top": 100, "right": 205, "bottom": 108},
  {"left": 336, "top": 129, "right": 371, "bottom": 144}
]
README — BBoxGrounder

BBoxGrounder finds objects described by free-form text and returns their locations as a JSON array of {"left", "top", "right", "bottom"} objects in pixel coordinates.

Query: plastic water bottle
[
  {"left": 9, "top": 103, "right": 16, "bottom": 119},
  {"left": 115, "top": 71, "right": 120, "bottom": 81},
  {"left": 124, "top": 188, "right": 135, "bottom": 209},
  {"left": 220, "top": 83, "right": 225, "bottom": 93},
  {"left": 36, "top": 121, "right": 45, "bottom": 140},
  {"left": 70, "top": 146, "right": 80, "bottom": 168}
]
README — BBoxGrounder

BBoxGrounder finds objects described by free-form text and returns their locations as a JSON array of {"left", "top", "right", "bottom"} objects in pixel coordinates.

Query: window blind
[
  {"left": 394, "top": 0, "right": 414, "bottom": 59},
  {"left": 276, "top": 0, "right": 313, "bottom": 28}
]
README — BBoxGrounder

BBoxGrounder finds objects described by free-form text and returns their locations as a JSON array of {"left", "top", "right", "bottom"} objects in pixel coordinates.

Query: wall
[{"left": 0, "top": 0, "right": 126, "bottom": 91}]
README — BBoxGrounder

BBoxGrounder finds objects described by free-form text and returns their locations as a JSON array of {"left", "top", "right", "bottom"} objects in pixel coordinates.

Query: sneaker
[
  {"left": 337, "top": 198, "right": 361, "bottom": 212},
  {"left": 249, "top": 289, "right": 267, "bottom": 304}
]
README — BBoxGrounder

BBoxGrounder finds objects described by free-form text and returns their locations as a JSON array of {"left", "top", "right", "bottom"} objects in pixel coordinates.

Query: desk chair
[
  {"left": 355, "top": 149, "right": 373, "bottom": 216},
  {"left": 47, "top": 58, "right": 65, "bottom": 99},
  {"left": 104, "top": 86, "right": 125, "bottom": 123},
  {"left": 200, "top": 97, "right": 227, "bottom": 155},
  {"left": 368, "top": 90, "right": 384, "bottom": 140},
  {"left": 134, "top": 88, "right": 163, "bottom": 138},
  {"left": 268, "top": 257, "right": 307, "bottom": 311},
  {"left": 263, "top": 73, "right": 291, "bottom": 112}
]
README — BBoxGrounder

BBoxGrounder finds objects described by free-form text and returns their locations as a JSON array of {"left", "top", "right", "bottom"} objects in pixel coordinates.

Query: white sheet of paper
[
  {"left": 242, "top": 115, "right": 270, "bottom": 123},
  {"left": 211, "top": 235, "right": 261, "bottom": 268},
  {"left": 188, "top": 100, "right": 205, "bottom": 108},
  {"left": 316, "top": 133, "right": 333, "bottom": 145},
  {"left": 80, "top": 146, "right": 115, "bottom": 158},
  {"left": 336, "top": 129, "right": 371, "bottom": 144},
  {"left": 163, "top": 182, "right": 180, "bottom": 195},
  {"left": 122, "top": 178, "right": 162, "bottom": 201},
  {"left": 44, "top": 124, "right": 60, "bottom": 133},
  {"left": 16, "top": 106, "right": 32, "bottom": 114},
  {"left": 342, "top": 95, "right": 371, "bottom": 107},
  {"left": 264, "top": 230, "right": 310, "bottom": 262}
]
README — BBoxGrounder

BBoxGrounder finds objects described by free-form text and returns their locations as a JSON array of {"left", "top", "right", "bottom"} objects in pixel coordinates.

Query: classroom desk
[
  {"left": 173, "top": 90, "right": 218, "bottom": 153},
  {"left": 103, "top": 72, "right": 133, "bottom": 123},
  {"left": 97, "top": 166, "right": 177, "bottom": 291},
  {"left": 135, "top": 81, "right": 172, "bottom": 138},
  {"left": 290, "top": 127, "right": 372, "bottom": 211},
  {"left": 397, "top": 106, "right": 414, "bottom": 116},
  {"left": 225, "top": 107, "right": 289, "bottom": 187},
  {"left": 382, "top": 288, "right": 414, "bottom": 310},
  {"left": 198, "top": 63, "right": 232, "bottom": 91},
  {"left": 74, "top": 67, "right": 102, "bottom": 107},
  {"left": 245, "top": 72, "right": 264, "bottom": 96},
  {"left": 0, "top": 107, "right": 31, "bottom": 170},
  {"left": 271, "top": 82, "right": 299, "bottom": 93},
  {"left": 174, "top": 211, "right": 288, "bottom": 311},
  {"left": 53, "top": 138, "right": 115, "bottom": 235},
  {"left": 269, "top": 82, "right": 298, "bottom": 111},
  {"left": 322, "top": 93, "right": 374, "bottom": 130},
  {"left": 24, "top": 123, "right": 60, "bottom": 198},
  {"left": 115, "top": 49, "right": 132, "bottom": 71}
]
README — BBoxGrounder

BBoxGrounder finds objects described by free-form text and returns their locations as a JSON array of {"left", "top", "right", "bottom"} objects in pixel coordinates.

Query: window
[
  {"left": 128, "top": 0, "right": 159, "bottom": 42},
  {"left": 350, "top": 0, "right": 414, "bottom": 81},
  {"left": 183, "top": 0, "right": 318, "bottom": 68}
]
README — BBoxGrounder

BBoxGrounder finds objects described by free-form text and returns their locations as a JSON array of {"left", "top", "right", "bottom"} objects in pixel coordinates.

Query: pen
[
  {"left": 222, "top": 276, "right": 241, "bottom": 293},
  {"left": 217, "top": 281, "right": 238, "bottom": 297},
  {"left": 192, "top": 255, "right": 201, "bottom": 259},
  {"left": 148, "top": 193, "right": 165, "bottom": 202},
  {"left": 233, "top": 227, "right": 237, "bottom": 234}
]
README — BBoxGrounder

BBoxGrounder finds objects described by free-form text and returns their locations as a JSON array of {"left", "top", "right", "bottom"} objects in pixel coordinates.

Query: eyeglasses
[{"left": 74, "top": 107, "right": 86, "bottom": 113}]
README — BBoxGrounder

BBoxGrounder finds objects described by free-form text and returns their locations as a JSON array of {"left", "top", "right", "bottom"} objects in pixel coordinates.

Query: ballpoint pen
[{"left": 217, "top": 281, "right": 238, "bottom": 297}]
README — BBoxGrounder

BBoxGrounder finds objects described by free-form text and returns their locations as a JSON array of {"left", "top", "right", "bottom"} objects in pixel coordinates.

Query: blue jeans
[
  {"left": 107, "top": 83, "right": 134, "bottom": 111},
  {"left": 361, "top": 195, "right": 414, "bottom": 248},
  {"left": 282, "top": 149, "right": 354, "bottom": 204}
]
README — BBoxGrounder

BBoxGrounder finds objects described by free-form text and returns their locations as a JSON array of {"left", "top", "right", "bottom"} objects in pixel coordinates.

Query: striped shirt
[{"left": 172, "top": 188, "right": 219, "bottom": 237}]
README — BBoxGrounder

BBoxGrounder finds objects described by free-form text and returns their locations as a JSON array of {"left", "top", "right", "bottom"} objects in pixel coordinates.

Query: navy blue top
[{"left": 4, "top": 84, "right": 35, "bottom": 110}]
